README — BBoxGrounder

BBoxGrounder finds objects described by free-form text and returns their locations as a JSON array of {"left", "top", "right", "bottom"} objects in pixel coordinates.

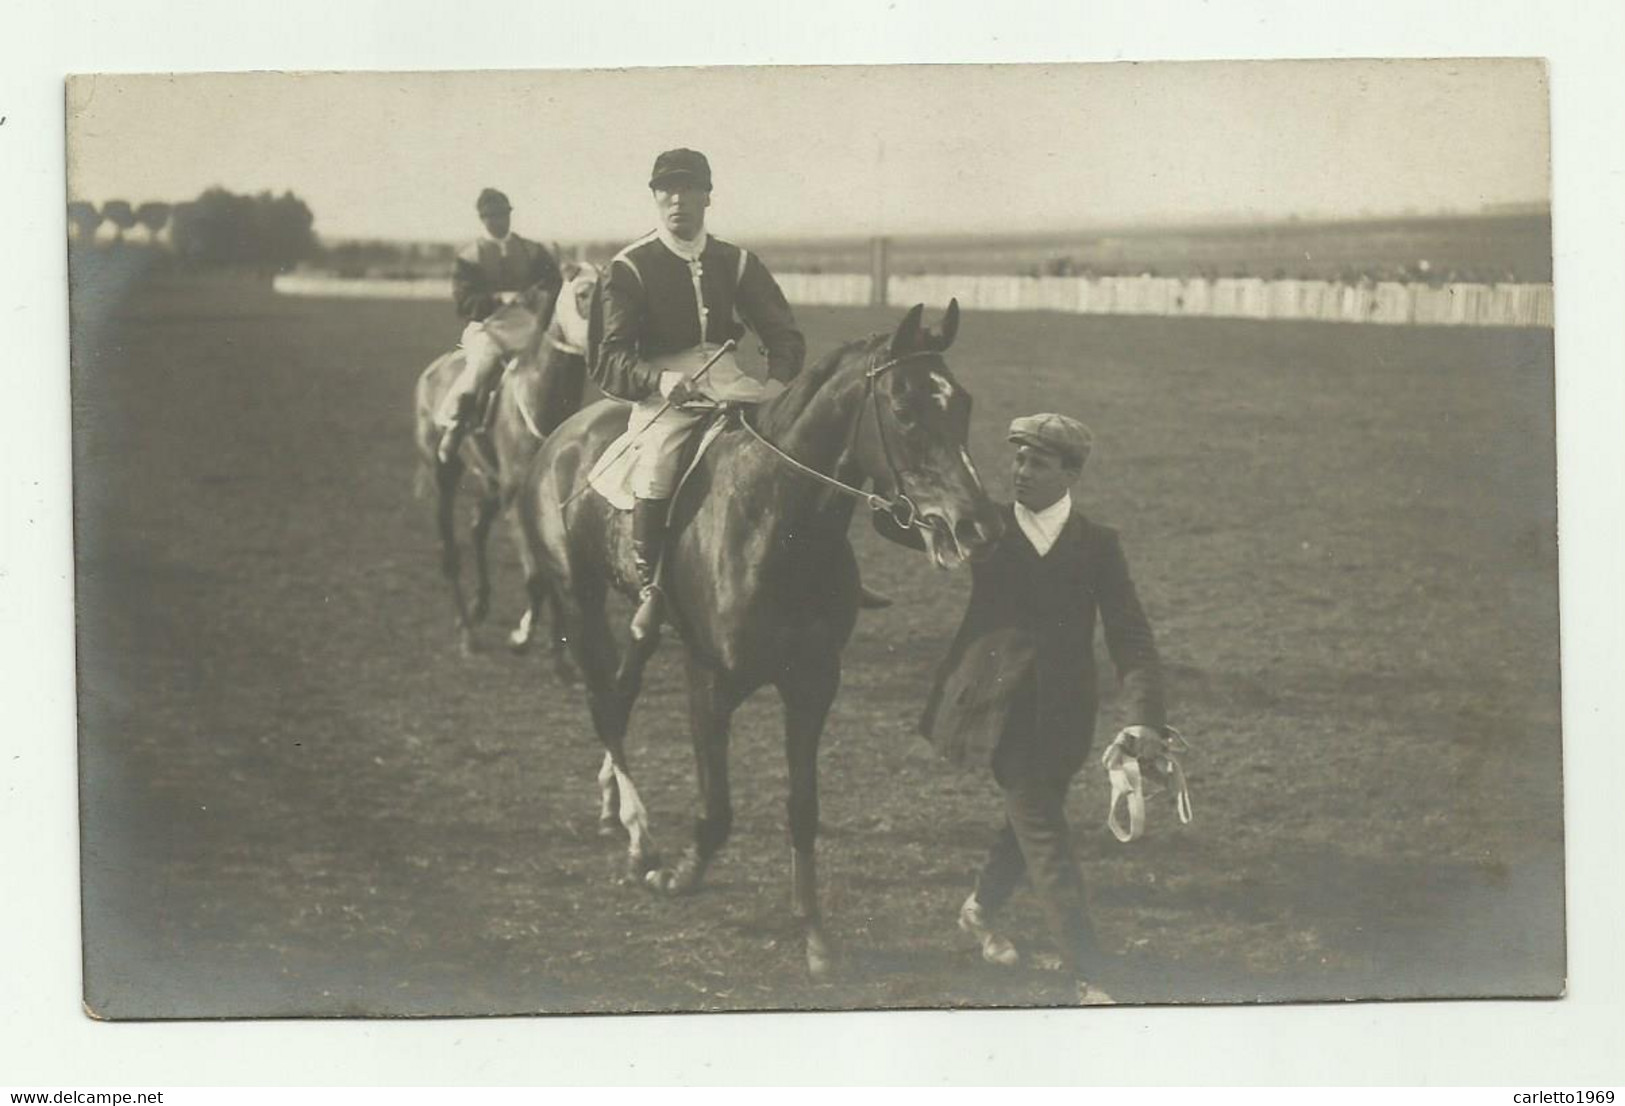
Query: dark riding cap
[
  {"left": 649, "top": 148, "right": 713, "bottom": 191},
  {"left": 476, "top": 187, "right": 512, "bottom": 214}
]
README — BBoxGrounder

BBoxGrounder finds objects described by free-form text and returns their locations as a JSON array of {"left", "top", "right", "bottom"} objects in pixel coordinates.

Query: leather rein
[{"left": 736, "top": 349, "right": 942, "bottom": 532}]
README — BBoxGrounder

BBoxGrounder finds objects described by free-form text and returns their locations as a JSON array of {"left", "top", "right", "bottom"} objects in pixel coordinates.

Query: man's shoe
[{"left": 958, "top": 894, "right": 1020, "bottom": 967}]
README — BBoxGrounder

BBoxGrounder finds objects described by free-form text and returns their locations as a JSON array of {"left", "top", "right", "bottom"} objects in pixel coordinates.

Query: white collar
[
  {"left": 656, "top": 224, "right": 708, "bottom": 262},
  {"left": 1013, "top": 492, "right": 1073, "bottom": 557}
]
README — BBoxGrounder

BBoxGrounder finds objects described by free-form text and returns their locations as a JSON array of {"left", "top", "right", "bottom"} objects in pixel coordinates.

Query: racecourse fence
[{"left": 273, "top": 271, "right": 1554, "bottom": 328}]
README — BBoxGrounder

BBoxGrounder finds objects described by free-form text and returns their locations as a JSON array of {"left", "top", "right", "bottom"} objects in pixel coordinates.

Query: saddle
[
  {"left": 1101, "top": 726, "right": 1194, "bottom": 844},
  {"left": 585, "top": 401, "right": 740, "bottom": 512}
]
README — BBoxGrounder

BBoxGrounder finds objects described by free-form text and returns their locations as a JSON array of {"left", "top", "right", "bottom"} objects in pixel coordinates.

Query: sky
[{"left": 66, "top": 60, "right": 1550, "bottom": 244}]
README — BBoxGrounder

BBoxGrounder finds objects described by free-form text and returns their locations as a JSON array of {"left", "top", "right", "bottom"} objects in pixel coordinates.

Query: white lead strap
[{"left": 1102, "top": 728, "right": 1193, "bottom": 844}]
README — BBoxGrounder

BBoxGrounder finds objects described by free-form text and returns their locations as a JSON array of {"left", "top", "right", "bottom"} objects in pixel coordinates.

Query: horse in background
[
  {"left": 414, "top": 260, "right": 600, "bottom": 662},
  {"left": 516, "top": 301, "right": 1003, "bottom": 977}
]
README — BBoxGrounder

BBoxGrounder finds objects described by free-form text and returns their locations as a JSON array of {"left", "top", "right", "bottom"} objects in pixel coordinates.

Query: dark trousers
[{"left": 977, "top": 707, "right": 1102, "bottom": 980}]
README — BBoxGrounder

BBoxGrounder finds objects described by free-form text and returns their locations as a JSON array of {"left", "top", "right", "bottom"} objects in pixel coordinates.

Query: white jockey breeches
[
  {"left": 626, "top": 346, "right": 767, "bottom": 501},
  {"left": 438, "top": 302, "right": 540, "bottom": 426}
]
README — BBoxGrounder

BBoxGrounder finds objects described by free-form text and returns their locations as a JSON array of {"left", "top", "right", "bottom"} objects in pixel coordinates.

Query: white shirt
[{"left": 1014, "top": 492, "right": 1073, "bottom": 557}]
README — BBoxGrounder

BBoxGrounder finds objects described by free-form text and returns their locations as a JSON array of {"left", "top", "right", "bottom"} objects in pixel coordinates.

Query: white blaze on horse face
[{"left": 928, "top": 372, "right": 956, "bottom": 412}]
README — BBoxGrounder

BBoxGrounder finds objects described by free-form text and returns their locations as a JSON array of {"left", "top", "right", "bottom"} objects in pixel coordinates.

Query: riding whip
[{"left": 564, "top": 339, "right": 738, "bottom": 506}]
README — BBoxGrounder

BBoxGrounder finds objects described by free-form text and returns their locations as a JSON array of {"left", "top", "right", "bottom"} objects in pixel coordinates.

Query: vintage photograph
[{"left": 67, "top": 60, "right": 1561, "bottom": 1019}]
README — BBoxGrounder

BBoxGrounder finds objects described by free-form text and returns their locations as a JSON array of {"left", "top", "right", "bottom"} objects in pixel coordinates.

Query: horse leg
[
  {"left": 596, "top": 749, "right": 620, "bottom": 836},
  {"left": 508, "top": 515, "right": 579, "bottom": 681},
  {"left": 507, "top": 511, "right": 538, "bottom": 652},
  {"left": 649, "top": 650, "right": 739, "bottom": 896},
  {"left": 434, "top": 457, "right": 476, "bottom": 654},
  {"left": 467, "top": 485, "right": 500, "bottom": 625},
  {"left": 563, "top": 581, "right": 658, "bottom": 878},
  {"left": 779, "top": 655, "right": 841, "bottom": 981}
]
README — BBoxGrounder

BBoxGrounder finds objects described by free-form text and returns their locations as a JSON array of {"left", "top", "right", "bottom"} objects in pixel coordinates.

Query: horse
[
  {"left": 515, "top": 300, "right": 1004, "bottom": 977},
  {"left": 413, "top": 261, "right": 599, "bottom": 661}
]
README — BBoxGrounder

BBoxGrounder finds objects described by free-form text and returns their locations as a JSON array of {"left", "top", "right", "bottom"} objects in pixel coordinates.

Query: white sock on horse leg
[{"left": 613, "top": 765, "right": 652, "bottom": 861}]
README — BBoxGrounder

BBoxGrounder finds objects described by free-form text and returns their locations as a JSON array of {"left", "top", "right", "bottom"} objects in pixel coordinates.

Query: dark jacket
[
  {"left": 452, "top": 235, "right": 563, "bottom": 323},
  {"left": 593, "top": 231, "right": 805, "bottom": 401},
  {"left": 879, "top": 502, "right": 1165, "bottom": 779}
]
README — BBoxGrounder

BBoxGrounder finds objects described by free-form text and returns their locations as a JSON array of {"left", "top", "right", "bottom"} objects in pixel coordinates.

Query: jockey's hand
[{"left": 664, "top": 378, "right": 700, "bottom": 407}]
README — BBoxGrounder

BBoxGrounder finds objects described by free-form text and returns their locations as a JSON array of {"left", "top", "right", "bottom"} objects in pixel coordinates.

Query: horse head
[
  {"left": 863, "top": 300, "right": 1003, "bottom": 569},
  {"left": 549, "top": 260, "right": 600, "bottom": 355}
]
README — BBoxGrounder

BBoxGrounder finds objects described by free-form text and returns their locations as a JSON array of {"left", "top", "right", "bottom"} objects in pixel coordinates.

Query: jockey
[
  {"left": 595, "top": 149, "right": 807, "bottom": 642},
  {"left": 437, "top": 187, "right": 564, "bottom": 464}
]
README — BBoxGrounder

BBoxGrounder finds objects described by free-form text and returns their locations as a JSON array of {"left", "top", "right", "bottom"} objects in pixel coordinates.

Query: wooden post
[{"left": 869, "top": 236, "right": 890, "bottom": 307}]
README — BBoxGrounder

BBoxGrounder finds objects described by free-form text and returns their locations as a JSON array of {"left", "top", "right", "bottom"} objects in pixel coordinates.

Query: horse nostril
[{"left": 954, "top": 517, "right": 984, "bottom": 548}]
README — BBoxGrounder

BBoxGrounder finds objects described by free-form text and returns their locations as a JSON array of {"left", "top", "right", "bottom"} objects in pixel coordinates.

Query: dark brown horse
[
  {"left": 516, "top": 301, "right": 1003, "bottom": 977},
  {"left": 413, "top": 261, "right": 599, "bottom": 659}
]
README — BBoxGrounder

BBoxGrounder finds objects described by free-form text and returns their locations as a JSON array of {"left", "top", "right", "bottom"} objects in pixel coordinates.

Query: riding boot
[
  {"left": 438, "top": 392, "right": 476, "bottom": 464},
  {"left": 629, "top": 498, "right": 669, "bottom": 643}
]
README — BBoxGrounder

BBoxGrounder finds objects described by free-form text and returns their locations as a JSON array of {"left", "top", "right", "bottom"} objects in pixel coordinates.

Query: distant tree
[
  {"left": 134, "top": 201, "right": 172, "bottom": 244},
  {"left": 169, "top": 187, "right": 316, "bottom": 271},
  {"left": 102, "top": 200, "right": 137, "bottom": 243},
  {"left": 66, "top": 201, "right": 102, "bottom": 243}
]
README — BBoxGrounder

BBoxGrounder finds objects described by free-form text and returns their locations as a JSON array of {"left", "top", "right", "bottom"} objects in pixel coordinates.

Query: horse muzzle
[{"left": 919, "top": 509, "right": 1003, "bottom": 570}]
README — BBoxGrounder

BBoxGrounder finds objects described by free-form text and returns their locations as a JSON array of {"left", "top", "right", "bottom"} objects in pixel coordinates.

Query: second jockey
[{"left": 437, "top": 187, "right": 564, "bottom": 463}]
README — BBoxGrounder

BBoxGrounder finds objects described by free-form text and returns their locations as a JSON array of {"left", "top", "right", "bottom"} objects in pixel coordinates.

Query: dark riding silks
[
  {"left": 587, "top": 232, "right": 804, "bottom": 402},
  {"left": 452, "top": 234, "right": 562, "bottom": 323},
  {"left": 901, "top": 503, "right": 1166, "bottom": 777}
]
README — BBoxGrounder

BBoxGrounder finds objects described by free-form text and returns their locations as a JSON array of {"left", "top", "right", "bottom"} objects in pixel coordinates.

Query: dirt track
[{"left": 72, "top": 258, "right": 1563, "bottom": 1017}]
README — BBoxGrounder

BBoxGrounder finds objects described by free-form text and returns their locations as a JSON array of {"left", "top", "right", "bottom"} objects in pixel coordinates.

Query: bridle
[{"left": 737, "top": 348, "right": 944, "bottom": 532}]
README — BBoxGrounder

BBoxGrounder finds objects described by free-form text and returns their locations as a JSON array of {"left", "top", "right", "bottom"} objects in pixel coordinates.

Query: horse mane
[{"left": 757, "top": 330, "right": 889, "bottom": 438}]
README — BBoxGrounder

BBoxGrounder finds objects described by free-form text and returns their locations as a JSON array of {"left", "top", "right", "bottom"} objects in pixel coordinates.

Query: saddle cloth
[{"left": 586, "top": 407, "right": 733, "bottom": 511}]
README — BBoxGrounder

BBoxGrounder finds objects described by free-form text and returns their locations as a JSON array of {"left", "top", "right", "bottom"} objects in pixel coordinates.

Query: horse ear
[
  {"left": 936, "top": 298, "right": 960, "bottom": 352},
  {"left": 890, "top": 303, "right": 925, "bottom": 357}
]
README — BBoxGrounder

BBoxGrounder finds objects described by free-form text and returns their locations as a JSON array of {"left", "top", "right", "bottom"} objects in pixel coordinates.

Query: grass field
[{"left": 71, "top": 258, "right": 1563, "bottom": 1017}]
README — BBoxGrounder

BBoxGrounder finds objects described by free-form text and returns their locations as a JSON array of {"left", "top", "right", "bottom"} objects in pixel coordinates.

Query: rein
[{"left": 738, "top": 349, "right": 941, "bottom": 532}]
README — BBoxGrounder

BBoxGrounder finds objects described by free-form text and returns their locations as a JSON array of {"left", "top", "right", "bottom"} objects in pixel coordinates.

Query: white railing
[{"left": 273, "top": 271, "right": 1553, "bottom": 328}]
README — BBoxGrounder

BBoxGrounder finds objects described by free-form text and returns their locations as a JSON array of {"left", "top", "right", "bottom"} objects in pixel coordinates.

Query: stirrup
[{"left": 629, "top": 584, "right": 664, "bottom": 643}]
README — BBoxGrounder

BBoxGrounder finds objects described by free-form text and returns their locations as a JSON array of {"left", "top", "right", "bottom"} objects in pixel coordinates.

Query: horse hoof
[
  {"left": 507, "top": 630, "right": 531, "bottom": 654},
  {"left": 458, "top": 634, "right": 479, "bottom": 658},
  {"left": 552, "top": 652, "right": 581, "bottom": 687},
  {"left": 646, "top": 864, "right": 699, "bottom": 896},
  {"left": 625, "top": 851, "right": 660, "bottom": 884}
]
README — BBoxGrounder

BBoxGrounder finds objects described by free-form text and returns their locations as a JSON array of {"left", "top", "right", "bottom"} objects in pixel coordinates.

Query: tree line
[{"left": 68, "top": 188, "right": 317, "bottom": 270}]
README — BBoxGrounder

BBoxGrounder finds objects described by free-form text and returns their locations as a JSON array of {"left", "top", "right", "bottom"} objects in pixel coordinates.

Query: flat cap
[
  {"left": 476, "top": 187, "right": 512, "bottom": 213},
  {"left": 1008, "top": 413, "right": 1093, "bottom": 467},
  {"left": 649, "top": 148, "right": 713, "bottom": 190}
]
